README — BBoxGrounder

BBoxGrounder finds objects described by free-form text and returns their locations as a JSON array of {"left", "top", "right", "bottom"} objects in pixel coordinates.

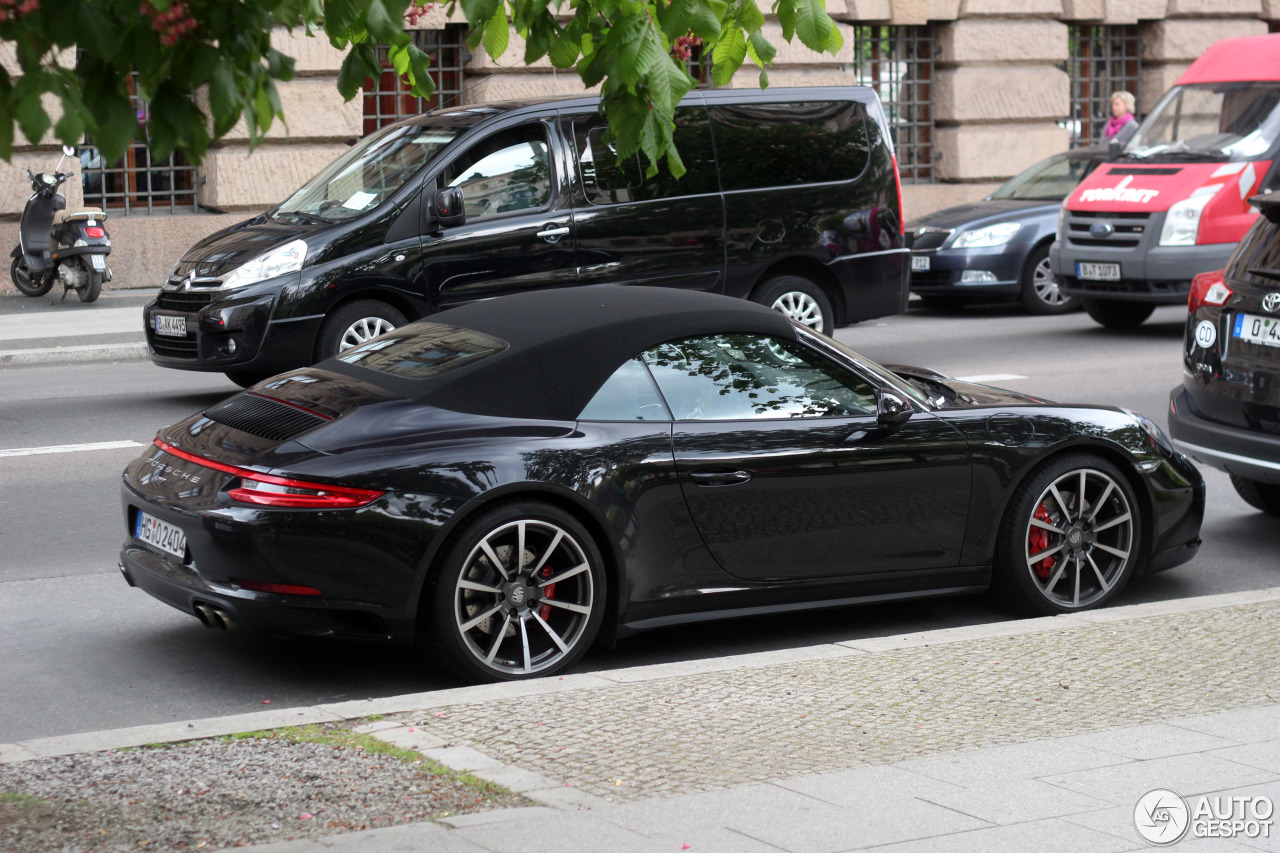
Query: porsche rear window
[{"left": 336, "top": 322, "right": 508, "bottom": 379}]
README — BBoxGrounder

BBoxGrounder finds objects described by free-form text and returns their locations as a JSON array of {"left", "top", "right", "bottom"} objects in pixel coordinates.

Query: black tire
[
  {"left": 225, "top": 371, "right": 271, "bottom": 389},
  {"left": 992, "top": 453, "right": 1142, "bottom": 615},
  {"left": 1230, "top": 474, "right": 1280, "bottom": 516},
  {"left": 419, "top": 501, "right": 607, "bottom": 682},
  {"left": 753, "top": 276, "right": 834, "bottom": 336},
  {"left": 314, "top": 299, "right": 407, "bottom": 361},
  {"left": 1082, "top": 299, "right": 1154, "bottom": 329},
  {"left": 77, "top": 270, "right": 103, "bottom": 303},
  {"left": 1019, "top": 245, "right": 1078, "bottom": 315},
  {"left": 11, "top": 256, "right": 52, "bottom": 297},
  {"left": 917, "top": 295, "right": 968, "bottom": 314}
]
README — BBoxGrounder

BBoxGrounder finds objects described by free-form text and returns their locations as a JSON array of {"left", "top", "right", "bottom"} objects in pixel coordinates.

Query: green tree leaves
[{"left": 0, "top": 0, "right": 844, "bottom": 176}]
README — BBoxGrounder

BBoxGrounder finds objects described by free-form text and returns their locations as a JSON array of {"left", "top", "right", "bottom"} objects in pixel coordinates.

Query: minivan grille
[
  {"left": 156, "top": 290, "right": 217, "bottom": 312},
  {"left": 206, "top": 393, "right": 331, "bottom": 442}
]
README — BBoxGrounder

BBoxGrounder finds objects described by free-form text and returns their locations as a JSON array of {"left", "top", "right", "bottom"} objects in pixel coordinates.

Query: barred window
[
  {"left": 1061, "top": 25, "right": 1143, "bottom": 147},
  {"left": 364, "top": 26, "right": 467, "bottom": 134},
  {"left": 76, "top": 59, "right": 198, "bottom": 214},
  {"left": 852, "top": 26, "right": 934, "bottom": 183}
]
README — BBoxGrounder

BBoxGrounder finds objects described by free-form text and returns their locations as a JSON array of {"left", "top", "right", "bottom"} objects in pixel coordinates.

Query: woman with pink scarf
[{"left": 1104, "top": 90, "right": 1138, "bottom": 144}]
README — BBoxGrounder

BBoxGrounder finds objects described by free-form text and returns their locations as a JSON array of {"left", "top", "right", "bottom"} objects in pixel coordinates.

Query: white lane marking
[
  {"left": 955, "top": 373, "right": 1028, "bottom": 383},
  {"left": 0, "top": 440, "right": 145, "bottom": 458}
]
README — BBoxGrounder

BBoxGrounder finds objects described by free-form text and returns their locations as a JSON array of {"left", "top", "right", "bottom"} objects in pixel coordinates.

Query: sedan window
[{"left": 641, "top": 334, "right": 878, "bottom": 421}]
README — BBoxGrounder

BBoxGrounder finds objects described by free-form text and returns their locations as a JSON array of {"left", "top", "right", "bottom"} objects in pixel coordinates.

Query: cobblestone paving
[{"left": 399, "top": 603, "right": 1280, "bottom": 802}]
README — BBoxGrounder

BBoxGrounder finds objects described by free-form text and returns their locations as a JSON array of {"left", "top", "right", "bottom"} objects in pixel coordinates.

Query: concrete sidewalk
[
  {"left": 4, "top": 588, "right": 1279, "bottom": 852},
  {"left": 0, "top": 287, "right": 154, "bottom": 367}
]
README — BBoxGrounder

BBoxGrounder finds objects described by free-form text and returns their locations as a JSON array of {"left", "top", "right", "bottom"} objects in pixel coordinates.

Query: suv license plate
[
  {"left": 911, "top": 255, "right": 931, "bottom": 272},
  {"left": 1077, "top": 262, "right": 1121, "bottom": 281},
  {"left": 136, "top": 511, "right": 187, "bottom": 560},
  {"left": 154, "top": 314, "right": 186, "bottom": 337},
  {"left": 1233, "top": 313, "right": 1280, "bottom": 348}
]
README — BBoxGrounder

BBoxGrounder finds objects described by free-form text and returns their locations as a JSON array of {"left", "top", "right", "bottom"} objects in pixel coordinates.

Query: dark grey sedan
[{"left": 907, "top": 147, "right": 1109, "bottom": 315}]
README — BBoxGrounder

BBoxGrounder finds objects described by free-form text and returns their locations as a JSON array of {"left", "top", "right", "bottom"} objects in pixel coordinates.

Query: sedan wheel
[
  {"left": 994, "top": 455, "right": 1140, "bottom": 614},
  {"left": 1020, "top": 246, "right": 1078, "bottom": 315},
  {"left": 424, "top": 503, "right": 606, "bottom": 681}
]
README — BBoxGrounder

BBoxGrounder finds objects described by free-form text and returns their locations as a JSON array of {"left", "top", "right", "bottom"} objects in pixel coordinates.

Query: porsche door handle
[
  {"left": 688, "top": 469, "right": 752, "bottom": 487},
  {"left": 537, "top": 225, "right": 570, "bottom": 243}
]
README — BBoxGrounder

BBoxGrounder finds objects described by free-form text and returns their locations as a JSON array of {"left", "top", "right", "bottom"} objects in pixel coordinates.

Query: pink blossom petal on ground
[{"left": 299, "top": 812, "right": 312, "bottom": 821}]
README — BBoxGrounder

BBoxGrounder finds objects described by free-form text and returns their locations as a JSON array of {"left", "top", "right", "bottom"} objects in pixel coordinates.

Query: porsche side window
[
  {"left": 641, "top": 334, "right": 878, "bottom": 420},
  {"left": 441, "top": 125, "right": 552, "bottom": 220},
  {"left": 578, "top": 357, "right": 673, "bottom": 421}
]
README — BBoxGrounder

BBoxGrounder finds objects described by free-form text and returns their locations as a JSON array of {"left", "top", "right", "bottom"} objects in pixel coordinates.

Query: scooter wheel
[
  {"left": 77, "top": 271, "right": 103, "bottom": 303},
  {"left": 11, "top": 256, "right": 53, "bottom": 297}
]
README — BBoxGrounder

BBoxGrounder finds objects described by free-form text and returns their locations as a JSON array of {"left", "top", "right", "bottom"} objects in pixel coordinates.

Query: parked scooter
[{"left": 9, "top": 145, "right": 113, "bottom": 302}]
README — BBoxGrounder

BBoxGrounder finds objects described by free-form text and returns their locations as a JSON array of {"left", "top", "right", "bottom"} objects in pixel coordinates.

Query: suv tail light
[
  {"left": 1187, "top": 269, "right": 1232, "bottom": 313},
  {"left": 154, "top": 439, "right": 384, "bottom": 509}
]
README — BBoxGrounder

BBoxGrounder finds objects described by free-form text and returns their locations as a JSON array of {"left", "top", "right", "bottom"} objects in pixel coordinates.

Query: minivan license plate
[
  {"left": 154, "top": 314, "right": 186, "bottom": 337},
  {"left": 1077, "top": 262, "right": 1121, "bottom": 281},
  {"left": 911, "top": 255, "right": 931, "bottom": 272},
  {"left": 136, "top": 511, "right": 187, "bottom": 560},
  {"left": 1233, "top": 313, "right": 1280, "bottom": 348}
]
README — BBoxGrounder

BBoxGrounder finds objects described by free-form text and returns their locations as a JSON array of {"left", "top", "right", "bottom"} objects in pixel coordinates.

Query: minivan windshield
[
  {"left": 272, "top": 123, "right": 460, "bottom": 222},
  {"left": 1127, "top": 83, "right": 1280, "bottom": 161}
]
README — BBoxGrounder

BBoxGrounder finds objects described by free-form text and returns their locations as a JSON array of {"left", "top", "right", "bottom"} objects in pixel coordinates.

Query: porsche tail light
[
  {"left": 232, "top": 577, "right": 322, "bottom": 596},
  {"left": 1187, "top": 269, "right": 1231, "bottom": 313},
  {"left": 154, "top": 439, "right": 383, "bottom": 509}
]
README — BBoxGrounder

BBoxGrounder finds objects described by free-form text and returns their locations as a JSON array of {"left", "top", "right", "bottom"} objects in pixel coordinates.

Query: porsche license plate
[
  {"left": 136, "top": 511, "right": 187, "bottom": 560},
  {"left": 154, "top": 314, "right": 186, "bottom": 337},
  {"left": 911, "top": 255, "right": 931, "bottom": 272},
  {"left": 1076, "top": 262, "right": 1121, "bottom": 281},
  {"left": 1233, "top": 313, "right": 1280, "bottom": 348}
]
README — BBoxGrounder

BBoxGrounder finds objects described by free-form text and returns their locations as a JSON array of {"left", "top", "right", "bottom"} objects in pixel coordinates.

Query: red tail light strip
[
  {"left": 153, "top": 438, "right": 383, "bottom": 508},
  {"left": 232, "top": 577, "right": 323, "bottom": 596},
  {"left": 891, "top": 154, "right": 905, "bottom": 235},
  {"left": 1187, "top": 269, "right": 1232, "bottom": 313}
]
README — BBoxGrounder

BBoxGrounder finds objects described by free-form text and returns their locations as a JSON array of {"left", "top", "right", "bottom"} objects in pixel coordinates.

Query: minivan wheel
[
  {"left": 1020, "top": 246, "right": 1078, "bottom": 315},
  {"left": 992, "top": 453, "right": 1141, "bottom": 615},
  {"left": 1229, "top": 474, "right": 1280, "bottom": 516},
  {"left": 315, "top": 300, "right": 408, "bottom": 361},
  {"left": 419, "top": 501, "right": 607, "bottom": 682},
  {"left": 755, "top": 276, "right": 834, "bottom": 335},
  {"left": 1082, "top": 299, "right": 1154, "bottom": 329}
]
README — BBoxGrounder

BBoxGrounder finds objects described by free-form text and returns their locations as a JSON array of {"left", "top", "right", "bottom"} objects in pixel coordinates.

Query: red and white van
[{"left": 1052, "top": 33, "right": 1280, "bottom": 327}]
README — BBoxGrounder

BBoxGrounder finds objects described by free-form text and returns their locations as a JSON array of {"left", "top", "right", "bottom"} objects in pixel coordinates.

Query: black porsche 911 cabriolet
[{"left": 120, "top": 286, "right": 1204, "bottom": 681}]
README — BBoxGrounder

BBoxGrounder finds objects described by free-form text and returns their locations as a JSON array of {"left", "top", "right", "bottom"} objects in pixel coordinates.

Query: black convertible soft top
[{"left": 327, "top": 285, "right": 798, "bottom": 421}]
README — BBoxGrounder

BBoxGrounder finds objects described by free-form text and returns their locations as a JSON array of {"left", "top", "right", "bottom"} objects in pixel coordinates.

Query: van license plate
[
  {"left": 154, "top": 314, "right": 187, "bottom": 337},
  {"left": 1077, "top": 262, "right": 1121, "bottom": 281},
  {"left": 1233, "top": 313, "right": 1280, "bottom": 348},
  {"left": 89, "top": 254, "right": 106, "bottom": 271},
  {"left": 911, "top": 255, "right": 931, "bottom": 272},
  {"left": 136, "top": 511, "right": 187, "bottom": 560}
]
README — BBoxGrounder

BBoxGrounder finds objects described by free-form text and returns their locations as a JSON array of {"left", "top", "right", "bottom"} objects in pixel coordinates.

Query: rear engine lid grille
[{"left": 206, "top": 392, "right": 332, "bottom": 442}]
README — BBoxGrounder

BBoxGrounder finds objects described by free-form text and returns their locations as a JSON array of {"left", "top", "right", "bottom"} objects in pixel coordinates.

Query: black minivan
[{"left": 145, "top": 87, "right": 909, "bottom": 386}]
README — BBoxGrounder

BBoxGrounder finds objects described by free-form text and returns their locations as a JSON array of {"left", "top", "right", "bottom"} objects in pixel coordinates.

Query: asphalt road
[{"left": 1, "top": 302, "right": 1276, "bottom": 743}]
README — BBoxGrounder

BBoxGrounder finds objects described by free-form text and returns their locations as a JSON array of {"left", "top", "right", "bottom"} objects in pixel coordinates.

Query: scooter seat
[{"left": 54, "top": 209, "right": 108, "bottom": 224}]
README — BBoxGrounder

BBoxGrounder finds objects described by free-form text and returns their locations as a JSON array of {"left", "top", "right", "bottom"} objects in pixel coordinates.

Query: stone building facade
[{"left": 1, "top": 0, "right": 1277, "bottom": 291}]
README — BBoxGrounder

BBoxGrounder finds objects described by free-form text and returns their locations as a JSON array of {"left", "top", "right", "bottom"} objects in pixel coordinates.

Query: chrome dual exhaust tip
[{"left": 193, "top": 602, "right": 236, "bottom": 631}]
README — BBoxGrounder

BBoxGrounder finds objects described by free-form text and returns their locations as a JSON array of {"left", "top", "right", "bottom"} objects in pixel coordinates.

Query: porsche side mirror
[
  {"left": 877, "top": 390, "right": 913, "bottom": 431},
  {"left": 431, "top": 187, "right": 466, "bottom": 229}
]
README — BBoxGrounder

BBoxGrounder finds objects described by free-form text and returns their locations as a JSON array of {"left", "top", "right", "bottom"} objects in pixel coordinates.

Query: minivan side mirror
[{"left": 431, "top": 187, "right": 466, "bottom": 229}]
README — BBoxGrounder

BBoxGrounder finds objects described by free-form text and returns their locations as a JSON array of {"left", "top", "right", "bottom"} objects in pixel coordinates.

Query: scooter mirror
[{"left": 62, "top": 145, "right": 76, "bottom": 157}]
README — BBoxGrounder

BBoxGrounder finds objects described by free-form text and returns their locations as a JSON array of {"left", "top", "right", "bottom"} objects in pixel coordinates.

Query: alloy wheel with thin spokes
[
  {"left": 424, "top": 504, "right": 605, "bottom": 681},
  {"left": 1021, "top": 247, "right": 1077, "bottom": 315},
  {"left": 995, "top": 455, "right": 1142, "bottom": 614},
  {"left": 315, "top": 299, "right": 408, "bottom": 362},
  {"left": 753, "top": 276, "right": 834, "bottom": 335},
  {"left": 339, "top": 316, "right": 397, "bottom": 351},
  {"left": 771, "top": 291, "right": 824, "bottom": 330}
]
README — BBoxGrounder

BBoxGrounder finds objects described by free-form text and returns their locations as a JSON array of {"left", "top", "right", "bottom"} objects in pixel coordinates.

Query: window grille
[
  {"left": 852, "top": 26, "right": 935, "bottom": 182},
  {"left": 1061, "top": 25, "right": 1143, "bottom": 147},
  {"left": 77, "top": 58, "right": 199, "bottom": 214},
  {"left": 364, "top": 26, "right": 467, "bottom": 134}
]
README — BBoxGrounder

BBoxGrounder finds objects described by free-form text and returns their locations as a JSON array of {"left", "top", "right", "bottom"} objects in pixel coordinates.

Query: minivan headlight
[
  {"left": 951, "top": 222, "right": 1021, "bottom": 249},
  {"left": 221, "top": 239, "right": 307, "bottom": 289},
  {"left": 1159, "top": 194, "right": 1212, "bottom": 246}
]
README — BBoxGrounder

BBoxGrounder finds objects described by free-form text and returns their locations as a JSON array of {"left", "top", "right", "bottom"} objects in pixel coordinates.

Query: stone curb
[
  {"left": 0, "top": 341, "right": 148, "bottom": 367},
  {"left": 5, "top": 585, "right": 1279, "bottom": 769}
]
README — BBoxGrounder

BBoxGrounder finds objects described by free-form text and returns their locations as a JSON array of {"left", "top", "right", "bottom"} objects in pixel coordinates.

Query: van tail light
[
  {"left": 1187, "top": 269, "right": 1232, "bottom": 313},
  {"left": 154, "top": 439, "right": 384, "bottom": 509},
  {"left": 891, "top": 155, "right": 905, "bottom": 235},
  {"left": 84, "top": 226, "right": 106, "bottom": 238}
]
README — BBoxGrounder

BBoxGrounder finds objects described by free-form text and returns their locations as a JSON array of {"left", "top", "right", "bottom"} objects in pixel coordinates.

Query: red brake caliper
[
  {"left": 1029, "top": 502, "right": 1056, "bottom": 580},
  {"left": 538, "top": 565, "right": 556, "bottom": 621}
]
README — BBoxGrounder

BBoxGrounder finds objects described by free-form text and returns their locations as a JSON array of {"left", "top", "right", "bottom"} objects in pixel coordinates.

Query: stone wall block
[
  {"left": 1135, "top": 0, "right": 1168, "bottom": 16},
  {"left": 271, "top": 29, "right": 349, "bottom": 75},
  {"left": 1059, "top": 0, "right": 1107, "bottom": 19},
  {"left": 890, "top": 0, "right": 930, "bottom": 23},
  {"left": 902, "top": 182, "right": 1000, "bottom": 223},
  {"left": 938, "top": 19, "right": 1068, "bottom": 64},
  {"left": 1264, "top": 0, "right": 1280, "bottom": 18},
  {"left": 764, "top": 22, "right": 855, "bottom": 65},
  {"left": 935, "top": 66, "right": 1068, "bottom": 122},
  {"left": 929, "top": 0, "right": 963, "bottom": 19},
  {"left": 1139, "top": 64, "right": 1189, "bottom": 112},
  {"left": 466, "top": 72, "right": 600, "bottom": 102},
  {"left": 469, "top": 28, "right": 552, "bottom": 70},
  {"left": 843, "top": 0, "right": 893, "bottom": 18},
  {"left": 198, "top": 80, "right": 362, "bottom": 143},
  {"left": 0, "top": 153, "right": 83, "bottom": 218},
  {"left": 727, "top": 67, "right": 855, "bottom": 89},
  {"left": 957, "top": 0, "right": 1064, "bottom": 16},
  {"left": 935, "top": 123, "right": 1070, "bottom": 181},
  {"left": 1166, "top": 0, "right": 1262, "bottom": 14},
  {"left": 1140, "top": 19, "right": 1268, "bottom": 62},
  {"left": 200, "top": 144, "right": 351, "bottom": 211}
]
